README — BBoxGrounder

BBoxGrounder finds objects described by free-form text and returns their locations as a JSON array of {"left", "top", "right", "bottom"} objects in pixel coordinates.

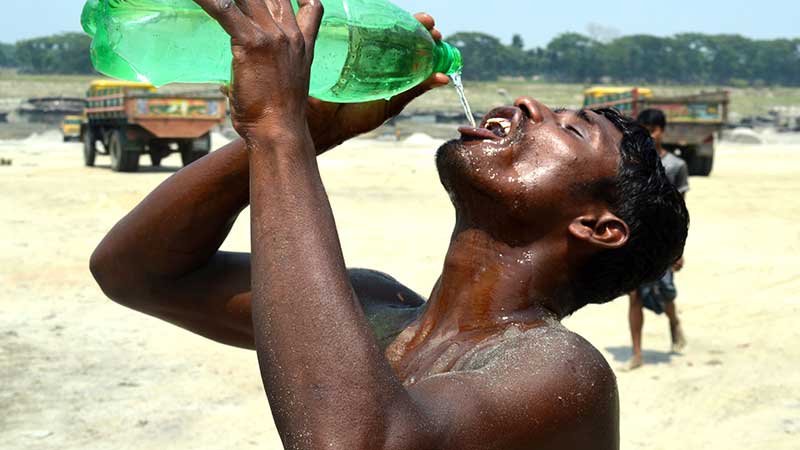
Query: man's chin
[{"left": 435, "top": 138, "right": 466, "bottom": 174}]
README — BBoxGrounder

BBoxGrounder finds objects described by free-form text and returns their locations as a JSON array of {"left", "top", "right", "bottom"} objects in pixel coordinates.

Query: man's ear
[{"left": 568, "top": 212, "right": 630, "bottom": 250}]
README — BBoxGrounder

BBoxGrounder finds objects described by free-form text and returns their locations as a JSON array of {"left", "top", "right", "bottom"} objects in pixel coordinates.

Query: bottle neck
[{"left": 433, "top": 41, "right": 463, "bottom": 76}]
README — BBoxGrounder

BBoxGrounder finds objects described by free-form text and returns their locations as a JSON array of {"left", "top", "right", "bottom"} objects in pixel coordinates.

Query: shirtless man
[{"left": 90, "top": 2, "right": 689, "bottom": 449}]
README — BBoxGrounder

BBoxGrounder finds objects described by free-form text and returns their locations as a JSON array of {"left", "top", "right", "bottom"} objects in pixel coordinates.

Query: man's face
[{"left": 436, "top": 98, "right": 623, "bottom": 233}]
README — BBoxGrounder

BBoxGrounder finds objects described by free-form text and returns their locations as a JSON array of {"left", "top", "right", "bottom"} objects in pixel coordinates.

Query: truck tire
[
  {"left": 180, "top": 133, "right": 211, "bottom": 167},
  {"left": 680, "top": 146, "right": 703, "bottom": 177},
  {"left": 684, "top": 148, "right": 714, "bottom": 177},
  {"left": 83, "top": 127, "right": 96, "bottom": 167},
  {"left": 697, "top": 156, "right": 714, "bottom": 176},
  {"left": 148, "top": 142, "right": 170, "bottom": 167},
  {"left": 109, "top": 129, "right": 140, "bottom": 173},
  {"left": 695, "top": 142, "right": 715, "bottom": 177}
]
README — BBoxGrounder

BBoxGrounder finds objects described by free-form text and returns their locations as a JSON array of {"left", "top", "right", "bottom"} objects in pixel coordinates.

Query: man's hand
[
  {"left": 195, "top": 0, "right": 324, "bottom": 141},
  {"left": 305, "top": 13, "right": 450, "bottom": 152},
  {"left": 215, "top": 11, "right": 449, "bottom": 152}
]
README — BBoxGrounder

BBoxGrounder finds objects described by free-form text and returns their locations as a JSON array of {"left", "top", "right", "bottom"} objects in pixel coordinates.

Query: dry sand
[{"left": 1, "top": 130, "right": 799, "bottom": 449}]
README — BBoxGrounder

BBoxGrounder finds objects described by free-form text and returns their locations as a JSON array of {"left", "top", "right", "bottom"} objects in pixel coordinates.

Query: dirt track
[{"left": 1, "top": 132, "right": 799, "bottom": 449}]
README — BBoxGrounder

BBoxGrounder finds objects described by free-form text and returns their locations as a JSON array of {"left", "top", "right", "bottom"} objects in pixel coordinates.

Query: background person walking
[{"left": 627, "top": 108, "right": 689, "bottom": 370}]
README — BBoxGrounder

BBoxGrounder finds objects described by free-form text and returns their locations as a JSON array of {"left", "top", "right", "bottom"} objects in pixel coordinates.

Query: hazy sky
[{"left": 2, "top": 0, "right": 798, "bottom": 46}]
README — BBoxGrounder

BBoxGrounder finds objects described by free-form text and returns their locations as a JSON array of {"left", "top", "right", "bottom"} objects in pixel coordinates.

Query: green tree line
[
  {"left": 449, "top": 31, "right": 800, "bottom": 86},
  {"left": 0, "top": 42, "right": 16, "bottom": 68},
  {"left": 1, "top": 31, "right": 799, "bottom": 86},
  {"left": 2, "top": 33, "right": 94, "bottom": 74}
]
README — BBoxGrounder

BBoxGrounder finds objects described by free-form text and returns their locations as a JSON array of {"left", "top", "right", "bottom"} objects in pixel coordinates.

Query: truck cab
[{"left": 584, "top": 87, "right": 729, "bottom": 176}]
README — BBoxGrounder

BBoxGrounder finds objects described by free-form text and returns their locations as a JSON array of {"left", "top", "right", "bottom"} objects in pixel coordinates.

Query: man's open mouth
[{"left": 458, "top": 107, "right": 522, "bottom": 142}]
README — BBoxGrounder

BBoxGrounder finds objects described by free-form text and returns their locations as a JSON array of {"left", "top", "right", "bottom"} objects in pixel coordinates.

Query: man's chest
[{"left": 387, "top": 325, "right": 536, "bottom": 385}]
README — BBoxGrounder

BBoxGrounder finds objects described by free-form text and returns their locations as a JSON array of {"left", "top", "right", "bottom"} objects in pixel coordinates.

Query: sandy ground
[{"left": 1, "top": 130, "right": 799, "bottom": 450}]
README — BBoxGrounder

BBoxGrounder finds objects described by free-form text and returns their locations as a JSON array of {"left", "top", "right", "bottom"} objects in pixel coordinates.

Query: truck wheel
[
  {"left": 148, "top": 142, "right": 170, "bottom": 167},
  {"left": 109, "top": 129, "right": 140, "bottom": 173},
  {"left": 150, "top": 152, "right": 163, "bottom": 167},
  {"left": 680, "top": 147, "right": 701, "bottom": 176},
  {"left": 684, "top": 151, "right": 714, "bottom": 176},
  {"left": 83, "top": 127, "right": 96, "bottom": 167},
  {"left": 697, "top": 157, "right": 714, "bottom": 176},
  {"left": 180, "top": 133, "right": 211, "bottom": 167}
]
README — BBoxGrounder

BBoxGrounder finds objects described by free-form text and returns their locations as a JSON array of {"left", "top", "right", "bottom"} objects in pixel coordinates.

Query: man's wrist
[{"left": 244, "top": 123, "right": 315, "bottom": 156}]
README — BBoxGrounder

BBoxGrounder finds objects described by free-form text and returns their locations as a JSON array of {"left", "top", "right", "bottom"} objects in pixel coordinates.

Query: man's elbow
[{"left": 89, "top": 241, "right": 140, "bottom": 307}]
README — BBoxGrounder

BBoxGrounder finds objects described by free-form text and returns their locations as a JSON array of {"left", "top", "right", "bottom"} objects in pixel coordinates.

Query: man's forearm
[
  {"left": 90, "top": 115, "right": 351, "bottom": 294},
  {"left": 248, "top": 128, "right": 420, "bottom": 448}
]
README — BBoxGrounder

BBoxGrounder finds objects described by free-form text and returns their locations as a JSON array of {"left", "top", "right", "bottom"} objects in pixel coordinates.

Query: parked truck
[
  {"left": 583, "top": 87, "right": 729, "bottom": 176},
  {"left": 82, "top": 80, "right": 227, "bottom": 172},
  {"left": 61, "top": 115, "right": 83, "bottom": 142}
]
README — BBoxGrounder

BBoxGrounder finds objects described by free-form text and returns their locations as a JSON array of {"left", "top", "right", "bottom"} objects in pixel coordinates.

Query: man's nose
[{"left": 514, "top": 97, "right": 551, "bottom": 123}]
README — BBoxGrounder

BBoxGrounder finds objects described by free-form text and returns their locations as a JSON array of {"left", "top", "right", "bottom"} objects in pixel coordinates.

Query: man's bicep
[
  {"left": 144, "top": 251, "right": 256, "bottom": 349},
  {"left": 129, "top": 259, "right": 422, "bottom": 350}
]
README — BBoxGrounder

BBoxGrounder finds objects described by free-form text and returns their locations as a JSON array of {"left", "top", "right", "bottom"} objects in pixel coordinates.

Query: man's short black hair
[
  {"left": 568, "top": 108, "right": 689, "bottom": 313},
  {"left": 637, "top": 108, "right": 667, "bottom": 130}
]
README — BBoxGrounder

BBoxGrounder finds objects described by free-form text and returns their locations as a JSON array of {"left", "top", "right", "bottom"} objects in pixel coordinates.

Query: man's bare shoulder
[
  {"left": 510, "top": 323, "right": 615, "bottom": 387},
  {"left": 348, "top": 268, "right": 426, "bottom": 308},
  {"left": 456, "top": 322, "right": 615, "bottom": 384},
  {"left": 408, "top": 323, "right": 619, "bottom": 450},
  {"left": 494, "top": 325, "right": 619, "bottom": 449}
]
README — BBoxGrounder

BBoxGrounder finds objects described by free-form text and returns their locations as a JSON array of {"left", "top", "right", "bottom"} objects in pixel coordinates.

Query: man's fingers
[
  {"left": 413, "top": 13, "right": 435, "bottom": 31},
  {"left": 192, "top": 0, "right": 252, "bottom": 39},
  {"left": 236, "top": 0, "right": 274, "bottom": 28},
  {"left": 413, "top": 13, "right": 441, "bottom": 41},
  {"left": 386, "top": 73, "right": 449, "bottom": 117},
  {"left": 259, "top": 0, "right": 293, "bottom": 31},
  {"left": 296, "top": 0, "right": 324, "bottom": 57}
]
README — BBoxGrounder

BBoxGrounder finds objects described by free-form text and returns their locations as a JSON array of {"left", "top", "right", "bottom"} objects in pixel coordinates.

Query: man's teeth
[{"left": 485, "top": 118, "right": 512, "bottom": 135}]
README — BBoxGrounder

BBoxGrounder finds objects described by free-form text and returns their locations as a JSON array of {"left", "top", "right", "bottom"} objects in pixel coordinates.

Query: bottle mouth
[{"left": 433, "top": 41, "right": 463, "bottom": 76}]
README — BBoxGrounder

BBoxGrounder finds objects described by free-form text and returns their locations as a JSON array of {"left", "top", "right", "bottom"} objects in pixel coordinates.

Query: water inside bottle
[
  {"left": 450, "top": 72, "right": 476, "bottom": 128},
  {"left": 311, "top": 21, "right": 443, "bottom": 102}
]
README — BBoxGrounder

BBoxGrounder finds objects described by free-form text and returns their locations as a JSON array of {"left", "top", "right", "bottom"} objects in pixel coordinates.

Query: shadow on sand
[
  {"left": 605, "top": 346, "right": 677, "bottom": 365},
  {"left": 92, "top": 164, "right": 181, "bottom": 174}
]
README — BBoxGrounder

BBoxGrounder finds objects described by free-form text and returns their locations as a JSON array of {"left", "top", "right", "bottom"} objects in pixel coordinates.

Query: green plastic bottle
[{"left": 81, "top": 0, "right": 463, "bottom": 103}]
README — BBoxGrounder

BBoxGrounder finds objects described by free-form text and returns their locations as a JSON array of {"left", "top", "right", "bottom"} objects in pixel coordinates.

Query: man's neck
[
  {"left": 411, "top": 228, "right": 563, "bottom": 345},
  {"left": 657, "top": 142, "right": 668, "bottom": 157}
]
